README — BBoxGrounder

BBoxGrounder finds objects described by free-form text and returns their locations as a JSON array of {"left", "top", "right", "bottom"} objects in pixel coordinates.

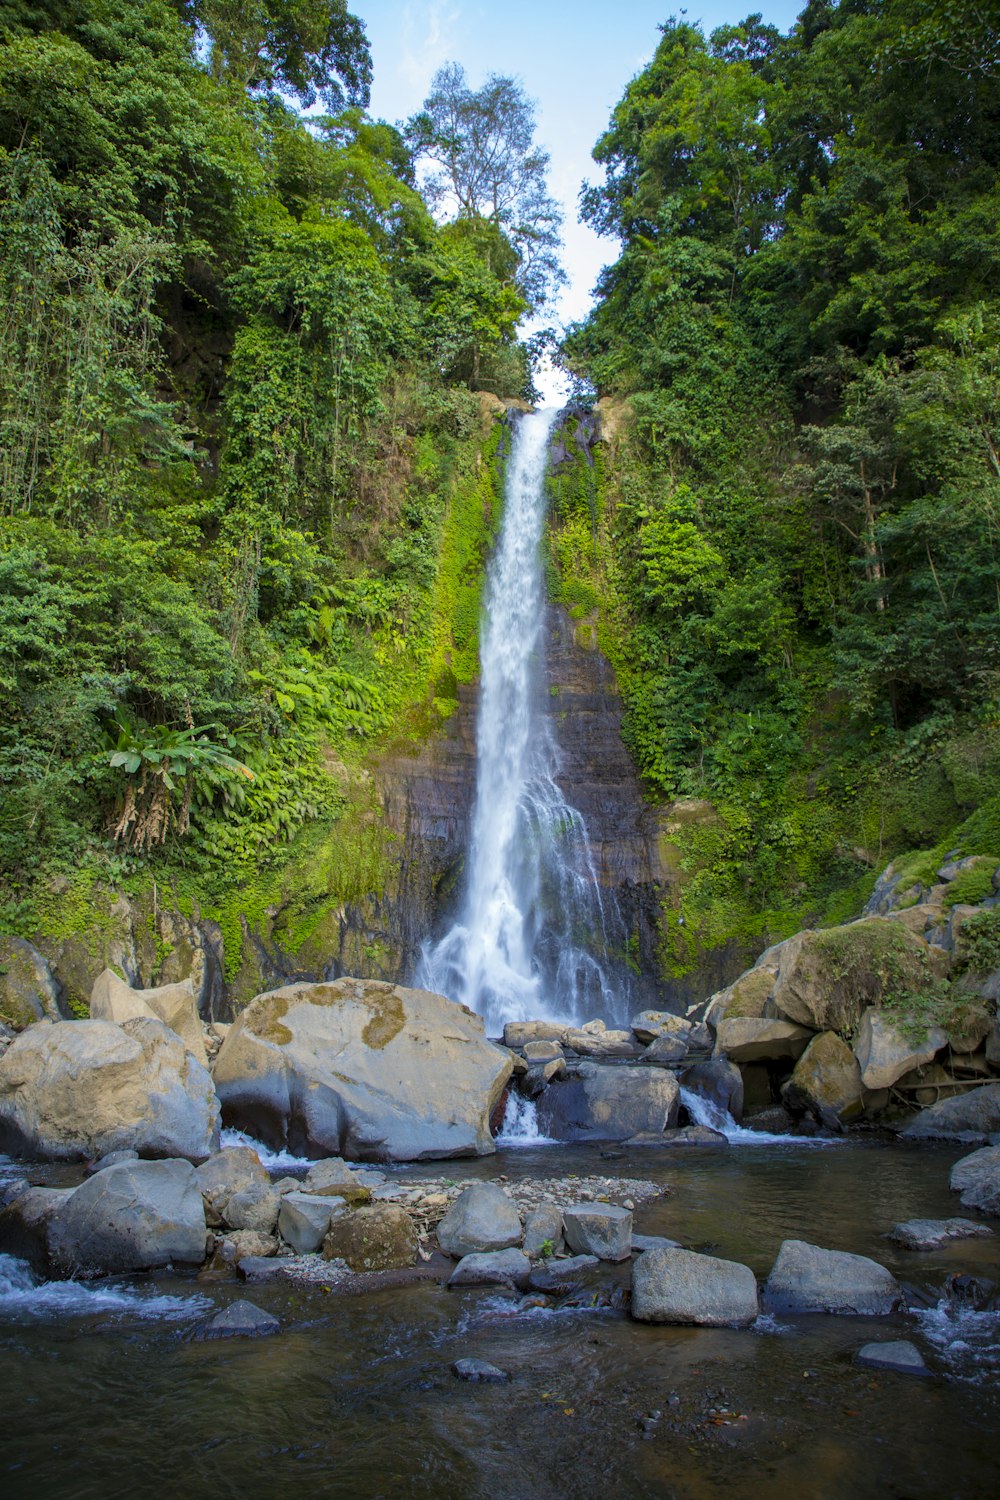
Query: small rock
[
  {"left": 223, "top": 1183, "right": 281, "bottom": 1235},
  {"left": 451, "top": 1358, "right": 511, "bottom": 1384},
  {"left": 302, "top": 1158, "right": 359, "bottom": 1194},
  {"left": 631, "top": 1234, "right": 682, "bottom": 1253},
  {"left": 436, "top": 1182, "right": 522, "bottom": 1258},
  {"left": 889, "top": 1218, "right": 994, "bottom": 1250},
  {"left": 448, "top": 1247, "right": 532, "bottom": 1290},
  {"left": 220, "top": 1230, "right": 279, "bottom": 1261},
  {"left": 278, "top": 1191, "right": 344, "bottom": 1254},
  {"left": 855, "top": 1340, "right": 928, "bottom": 1375},
  {"left": 196, "top": 1299, "right": 280, "bottom": 1340},
  {"left": 322, "top": 1204, "right": 418, "bottom": 1271},
  {"left": 86, "top": 1149, "right": 140, "bottom": 1175},
  {"left": 563, "top": 1202, "right": 632, "bottom": 1261},
  {"left": 523, "top": 1204, "right": 565, "bottom": 1259}
]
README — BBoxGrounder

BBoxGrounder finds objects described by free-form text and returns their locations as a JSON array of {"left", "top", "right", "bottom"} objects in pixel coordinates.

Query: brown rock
[{"left": 322, "top": 1205, "right": 418, "bottom": 1271}]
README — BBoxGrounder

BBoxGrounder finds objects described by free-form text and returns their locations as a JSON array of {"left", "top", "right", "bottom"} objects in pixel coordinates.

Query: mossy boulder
[
  {"left": 322, "top": 1204, "right": 418, "bottom": 1271},
  {"left": 0, "top": 937, "right": 64, "bottom": 1029},
  {"left": 781, "top": 1032, "right": 865, "bottom": 1129}
]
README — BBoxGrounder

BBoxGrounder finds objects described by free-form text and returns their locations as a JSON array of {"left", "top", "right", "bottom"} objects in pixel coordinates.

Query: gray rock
[
  {"left": 714, "top": 1017, "right": 814, "bottom": 1063},
  {"left": 889, "top": 1217, "right": 994, "bottom": 1250},
  {"left": 90, "top": 969, "right": 207, "bottom": 1065},
  {"left": 196, "top": 1300, "right": 280, "bottom": 1340},
  {"left": 451, "top": 1358, "right": 511, "bottom": 1384},
  {"left": 546, "top": 1254, "right": 599, "bottom": 1275},
  {"left": 436, "top": 1182, "right": 522, "bottom": 1258},
  {"left": 522, "top": 1040, "right": 564, "bottom": 1063},
  {"left": 213, "top": 978, "right": 511, "bottom": 1162},
  {"left": 855, "top": 1340, "right": 928, "bottom": 1375},
  {"left": 502, "top": 1021, "right": 566, "bottom": 1048},
  {"left": 640, "top": 1035, "right": 689, "bottom": 1065},
  {"left": 763, "top": 1239, "right": 901, "bottom": 1316},
  {"left": 522, "top": 1204, "right": 564, "bottom": 1259},
  {"left": 631, "top": 1234, "right": 682, "bottom": 1252},
  {"left": 223, "top": 1183, "right": 280, "bottom": 1234},
  {"left": 219, "top": 1230, "right": 278, "bottom": 1261},
  {"left": 563, "top": 1028, "right": 638, "bottom": 1058},
  {"left": 302, "top": 1158, "right": 359, "bottom": 1193},
  {"left": 949, "top": 1145, "right": 1000, "bottom": 1215},
  {"left": 853, "top": 1008, "right": 947, "bottom": 1091},
  {"left": 0, "top": 1017, "right": 220, "bottom": 1163},
  {"left": 536, "top": 1065, "right": 679, "bottom": 1143},
  {"left": 522, "top": 1059, "right": 566, "bottom": 1097},
  {"left": 0, "top": 1185, "right": 75, "bottom": 1275},
  {"left": 628, "top": 1126, "right": 727, "bottom": 1147},
  {"left": 900, "top": 1083, "right": 1000, "bottom": 1143},
  {"left": 49, "top": 1158, "right": 208, "bottom": 1276},
  {"left": 195, "top": 1147, "right": 271, "bottom": 1226},
  {"left": 562, "top": 1202, "right": 632, "bottom": 1262},
  {"left": 447, "top": 1247, "right": 531, "bottom": 1290},
  {"left": 0, "top": 937, "right": 64, "bottom": 1027},
  {"left": 278, "top": 1191, "right": 344, "bottom": 1253},
  {"left": 86, "top": 1149, "right": 140, "bottom": 1175},
  {"left": 631, "top": 1246, "right": 759, "bottom": 1327},
  {"left": 681, "top": 1059, "right": 743, "bottom": 1122},
  {"left": 630, "top": 1011, "right": 692, "bottom": 1046}
]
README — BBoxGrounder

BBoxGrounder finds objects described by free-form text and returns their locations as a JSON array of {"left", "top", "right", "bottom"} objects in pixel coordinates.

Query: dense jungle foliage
[
  {"left": 0, "top": 0, "right": 538, "bottom": 935},
  {"left": 556, "top": 0, "right": 1000, "bottom": 972}
]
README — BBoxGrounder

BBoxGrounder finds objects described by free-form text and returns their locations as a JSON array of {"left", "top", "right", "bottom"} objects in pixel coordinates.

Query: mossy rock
[
  {"left": 321, "top": 1205, "right": 417, "bottom": 1271},
  {"left": 0, "top": 937, "right": 64, "bottom": 1029},
  {"left": 725, "top": 968, "right": 774, "bottom": 1019}
]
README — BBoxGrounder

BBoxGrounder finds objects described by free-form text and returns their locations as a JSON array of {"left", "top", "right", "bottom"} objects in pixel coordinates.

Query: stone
[
  {"left": 640, "top": 1035, "right": 689, "bottom": 1065},
  {"left": 196, "top": 1300, "right": 280, "bottom": 1340},
  {"left": 522, "top": 1204, "right": 565, "bottom": 1259},
  {"left": 768, "top": 921, "right": 947, "bottom": 1035},
  {"left": 502, "top": 1022, "right": 566, "bottom": 1048},
  {"left": 631, "top": 1246, "right": 759, "bottom": 1327},
  {"left": 631, "top": 1234, "right": 681, "bottom": 1252},
  {"left": 523, "top": 1040, "right": 563, "bottom": 1063},
  {"left": 855, "top": 1340, "right": 928, "bottom": 1375},
  {"left": 781, "top": 1031, "right": 865, "bottom": 1129},
  {"left": 220, "top": 1230, "right": 279, "bottom": 1261},
  {"left": 447, "top": 1247, "right": 531, "bottom": 1290},
  {"left": 0, "top": 937, "right": 63, "bottom": 1028},
  {"left": 535, "top": 1064, "right": 679, "bottom": 1142},
  {"left": 302, "top": 1158, "right": 359, "bottom": 1193},
  {"left": 900, "top": 1083, "right": 1000, "bottom": 1143},
  {"left": 630, "top": 1011, "right": 692, "bottom": 1046},
  {"left": 435, "top": 1182, "right": 522, "bottom": 1258},
  {"left": 278, "top": 1191, "right": 344, "bottom": 1253},
  {"left": 945, "top": 1003, "right": 993, "bottom": 1055},
  {"left": 714, "top": 1017, "right": 814, "bottom": 1063},
  {"left": 682, "top": 1059, "right": 744, "bottom": 1122},
  {"left": 86, "top": 1149, "right": 139, "bottom": 1175},
  {"left": 950, "top": 1145, "right": 1000, "bottom": 1215},
  {"left": 763, "top": 1239, "right": 901, "bottom": 1316},
  {"left": 852, "top": 1008, "right": 947, "bottom": 1091},
  {"left": 522, "top": 1059, "right": 566, "bottom": 1097},
  {"left": 0, "top": 1185, "right": 74, "bottom": 1275},
  {"left": 563, "top": 1028, "right": 637, "bottom": 1058},
  {"left": 562, "top": 1202, "right": 632, "bottom": 1261},
  {"left": 213, "top": 978, "right": 511, "bottom": 1161},
  {"left": 321, "top": 1204, "right": 418, "bottom": 1271},
  {"left": 91, "top": 969, "right": 207, "bottom": 1064},
  {"left": 49, "top": 1159, "right": 208, "bottom": 1276},
  {"left": 451, "top": 1358, "right": 511, "bottom": 1384},
  {"left": 889, "top": 1218, "right": 994, "bottom": 1250},
  {"left": 195, "top": 1146, "right": 270, "bottom": 1225},
  {"left": 629, "top": 1125, "right": 727, "bottom": 1147},
  {"left": 0, "top": 1018, "right": 220, "bottom": 1163},
  {"left": 222, "top": 1183, "right": 280, "bottom": 1235}
]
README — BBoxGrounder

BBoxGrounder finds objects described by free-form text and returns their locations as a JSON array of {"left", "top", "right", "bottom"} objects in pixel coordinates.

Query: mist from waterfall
[{"left": 417, "top": 408, "right": 629, "bottom": 1036}]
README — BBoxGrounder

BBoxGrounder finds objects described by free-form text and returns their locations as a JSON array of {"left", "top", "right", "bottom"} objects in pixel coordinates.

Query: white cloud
[{"left": 398, "top": 1, "right": 463, "bottom": 98}]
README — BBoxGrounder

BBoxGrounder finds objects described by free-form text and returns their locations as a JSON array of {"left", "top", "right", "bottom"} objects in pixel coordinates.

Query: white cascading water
[{"left": 417, "top": 408, "right": 628, "bottom": 1036}]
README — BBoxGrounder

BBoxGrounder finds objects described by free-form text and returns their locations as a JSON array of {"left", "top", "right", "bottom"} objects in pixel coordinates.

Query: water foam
[
  {"left": 680, "top": 1087, "right": 842, "bottom": 1146},
  {"left": 0, "top": 1254, "right": 209, "bottom": 1322},
  {"left": 495, "top": 1092, "right": 558, "bottom": 1147},
  {"left": 219, "top": 1127, "right": 313, "bottom": 1172}
]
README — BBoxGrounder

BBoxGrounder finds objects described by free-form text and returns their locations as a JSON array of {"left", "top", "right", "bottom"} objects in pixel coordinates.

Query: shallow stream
[{"left": 2, "top": 1138, "right": 998, "bottom": 1499}]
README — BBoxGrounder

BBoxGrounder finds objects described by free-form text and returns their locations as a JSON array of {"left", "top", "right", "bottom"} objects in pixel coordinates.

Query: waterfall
[{"left": 417, "top": 408, "right": 629, "bottom": 1036}]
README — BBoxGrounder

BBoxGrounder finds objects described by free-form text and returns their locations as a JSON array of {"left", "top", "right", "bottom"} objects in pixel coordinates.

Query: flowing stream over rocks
[{"left": 418, "top": 408, "right": 631, "bottom": 1034}]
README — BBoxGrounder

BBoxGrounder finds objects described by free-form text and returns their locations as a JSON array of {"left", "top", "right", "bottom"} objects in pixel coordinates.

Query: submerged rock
[
  {"left": 436, "top": 1183, "right": 522, "bottom": 1258},
  {"left": 213, "top": 979, "right": 511, "bottom": 1162},
  {"left": 631, "top": 1246, "right": 759, "bottom": 1327},
  {"left": 763, "top": 1239, "right": 901, "bottom": 1316},
  {"left": 447, "top": 1248, "right": 531, "bottom": 1290},
  {"left": 889, "top": 1218, "right": 993, "bottom": 1250},
  {"left": 50, "top": 1158, "right": 209, "bottom": 1277},
  {"left": 949, "top": 1145, "right": 1000, "bottom": 1215},
  {"left": 0, "top": 1185, "right": 74, "bottom": 1275},
  {"left": 0, "top": 1018, "right": 220, "bottom": 1163},
  {"left": 451, "top": 1358, "right": 511, "bottom": 1384},
  {"left": 855, "top": 1340, "right": 928, "bottom": 1375},
  {"left": 196, "top": 1300, "right": 280, "bottom": 1340}
]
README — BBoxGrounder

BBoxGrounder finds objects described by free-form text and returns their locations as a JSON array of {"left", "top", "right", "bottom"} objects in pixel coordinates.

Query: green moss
[
  {"left": 726, "top": 968, "right": 773, "bottom": 1017},
  {"left": 943, "top": 856, "right": 998, "bottom": 908}
]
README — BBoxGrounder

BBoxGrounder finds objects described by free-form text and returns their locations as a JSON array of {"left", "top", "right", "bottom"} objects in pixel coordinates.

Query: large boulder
[
  {"left": 899, "top": 1082, "right": 1000, "bottom": 1143},
  {"left": 950, "top": 1145, "right": 1000, "bottom": 1215},
  {"left": 763, "top": 1239, "right": 901, "bottom": 1315},
  {"left": 0, "top": 937, "right": 64, "bottom": 1028},
  {"left": 714, "top": 1017, "right": 813, "bottom": 1063},
  {"left": 852, "top": 1008, "right": 947, "bottom": 1091},
  {"left": 768, "top": 920, "right": 947, "bottom": 1035},
  {"left": 321, "top": 1204, "right": 418, "bottom": 1271},
  {"left": 0, "top": 1018, "right": 220, "bottom": 1163},
  {"left": 91, "top": 969, "right": 207, "bottom": 1064},
  {"left": 562, "top": 1202, "right": 632, "bottom": 1261},
  {"left": 535, "top": 1063, "right": 679, "bottom": 1142},
  {"left": 631, "top": 1247, "right": 759, "bottom": 1327},
  {"left": 781, "top": 1032, "right": 865, "bottom": 1129},
  {"left": 435, "top": 1182, "right": 522, "bottom": 1258},
  {"left": 212, "top": 979, "right": 511, "bottom": 1161},
  {"left": 48, "top": 1158, "right": 208, "bottom": 1276}
]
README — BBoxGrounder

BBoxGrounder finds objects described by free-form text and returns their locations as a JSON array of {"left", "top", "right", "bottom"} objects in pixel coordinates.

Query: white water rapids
[{"left": 417, "top": 408, "right": 628, "bottom": 1036}]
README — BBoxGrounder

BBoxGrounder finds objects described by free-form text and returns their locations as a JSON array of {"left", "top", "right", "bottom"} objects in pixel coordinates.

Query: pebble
[{"left": 452, "top": 1358, "right": 511, "bottom": 1385}]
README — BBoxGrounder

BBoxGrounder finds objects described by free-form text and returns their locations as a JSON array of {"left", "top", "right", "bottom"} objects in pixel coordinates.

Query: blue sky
[{"left": 353, "top": 1, "right": 805, "bottom": 335}]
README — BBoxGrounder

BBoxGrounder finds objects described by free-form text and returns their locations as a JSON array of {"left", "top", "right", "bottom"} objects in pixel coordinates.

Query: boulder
[
  {"left": 522, "top": 1040, "right": 563, "bottom": 1063},
  {"left": 630, "top": 1011, "right": 692, "bottom": 1046},
  {"left": 522, "top": 1059, "right": 566, "bottom": 1097},
  {"left": 278, "top": 1191, "right": 345, "bottom": 1253},
  {"left": 768, "top": 920, "right": 947, "bottom": 1035},
  {"left": 763, "top": 1239, "right": 901, "bottom": 1315},
  {"left": 899, "top": 1082, "right": 1000, "bottom": 1143},
  {"left": 302, "top": 1158, "right": 359, "bottom": 1194},
  {"left": 640, "top": 1035, "right": 689, "bottom": 1065},
  {"left": 0, "top": 1018, "right": 219, "bottom": 1163},
  {"left": 950, "top": 1145, "right": 1000, "bottom": 1215},
  {"left": 91, "top": 969, "right": 207, "bottom": 1064},
  {"left": 535, "top": 1064, "right": 679, "bottom": 1142},
  {"left": 435, "top": 1182, "right": 522, "bottom": 1258},
  {"left": 0, "top": 1185, "right": 74, "bottom": 1275},
  {"left": 195, "top": 1147, "right": 270, "bottom": 1226},
  {"left": 222, "top": 1183, "right": 280, "bottom": 1234},
  {"left": 321, "top": 1204, "right": 418, "bottom": 1271},
  {"left": 219, "top": 1230, "right": 279, "bottom": 1262},
  {"left": 196, "top": 1300, "right": 280, "bottom": 1340},
  {"left": 49, "top": 1158, "right": 208, "bottom": 1276},
  {"left": 563, "top": 1028, "right": 637, "bottom": 1058},
  {"left": 631, "top": 1246, "right": 759, "bottom": 1327},
  {"left": 0, "top": 937, "right": 63, "bottom": 1028},
  {"left": 855, "top": 1340, "right": 928, "bottom": 1375},
  {"left": 714, "top": 1017, "right": 813, "bottom": 1064},
  {"left": 781, "top": 1032, "right": 865, "bottom": 1129},
  {"left": 562, "top": 1202, "right": 632, "bottom": 1262},
  {"left": 682, "top": 1059, "right": 744, "bottom": 1122},
  {"left": 852, "top": 1008, "right": 947, "bottom": 1091},
  {"left": 502, "top": 1022, "right": 566, "bottom": 1048},
  {"left": 522, "top": 1204, "right": 565, "bottom": 1259},
  {"left": 447, "top": 1248, "right": 531, "bottom": 1290},
  {"left": 889, "top": 1218, "right": 994, "bottom": 1250},
  {"left": 213, "top": 979, "right": 511, "bottom": 1161}
]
